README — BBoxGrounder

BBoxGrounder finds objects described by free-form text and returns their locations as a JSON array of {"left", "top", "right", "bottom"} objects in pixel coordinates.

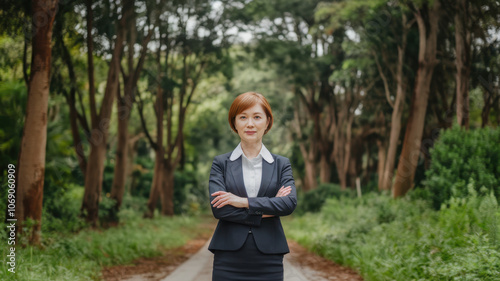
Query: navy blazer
[{"left": 208, "top": 151, "right": 297, "bottom": 254}]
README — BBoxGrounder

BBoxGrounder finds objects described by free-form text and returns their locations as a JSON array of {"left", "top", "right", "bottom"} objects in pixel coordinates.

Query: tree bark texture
[
  {"left": 393, "top": 0, "right": 441, "bottom": 198},
  {"left": 16, "top": 0, "right": 59, "bottom": 245}
]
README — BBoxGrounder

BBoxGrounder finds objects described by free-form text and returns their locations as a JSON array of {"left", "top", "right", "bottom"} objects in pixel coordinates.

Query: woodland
[{"left": 0, "top": 0, "right": 499, "bottom": 280}]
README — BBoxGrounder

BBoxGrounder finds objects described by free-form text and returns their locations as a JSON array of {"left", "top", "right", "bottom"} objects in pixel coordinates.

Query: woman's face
[{"left": 234, "top": 103, "right": 270, "bottom": 143}]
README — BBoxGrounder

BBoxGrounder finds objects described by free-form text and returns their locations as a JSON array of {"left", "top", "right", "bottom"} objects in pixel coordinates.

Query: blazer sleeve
[
  {"left": 209, "top": 156, "right": 262, "bottom": 226},
  {"left": 247, "top": 157, "right": 297, "bottom": 216}
]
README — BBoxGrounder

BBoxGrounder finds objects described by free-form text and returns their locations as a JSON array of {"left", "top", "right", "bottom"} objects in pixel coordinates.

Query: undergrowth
[
  {"left": 0, "top": 214, "right": 202, "bottom": 280},
  {"left": 284, "top": 183, "right": 500, "bottom": 281}
]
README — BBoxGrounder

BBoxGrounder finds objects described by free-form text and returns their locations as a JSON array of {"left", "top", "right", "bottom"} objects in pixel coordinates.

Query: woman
[{"left": 208, "top": 92, "right": 297, "bottom": 281}]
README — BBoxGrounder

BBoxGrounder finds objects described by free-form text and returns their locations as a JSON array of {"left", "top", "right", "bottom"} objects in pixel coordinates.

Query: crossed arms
[{"left": 208, "top": 157, "right": 297, "bottom": 227}]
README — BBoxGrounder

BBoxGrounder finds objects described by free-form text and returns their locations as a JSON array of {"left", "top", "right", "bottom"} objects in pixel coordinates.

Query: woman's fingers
[
  {"left": 211, "top": 192, "right": 238, "bottom": 208},
  {"left": 211, "top": 191, "right": 226, "bottom": 197},
  {"left": 211, "top": 191, "right": 228, "bottom": 205},
  {"left": 276, "top": 186, "right": 292, "bottom": 197}
]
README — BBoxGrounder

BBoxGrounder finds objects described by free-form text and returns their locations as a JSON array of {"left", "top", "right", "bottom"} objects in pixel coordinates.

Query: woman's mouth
[{"left": 245, "top": 131, "right": 256, "bottom": 135}]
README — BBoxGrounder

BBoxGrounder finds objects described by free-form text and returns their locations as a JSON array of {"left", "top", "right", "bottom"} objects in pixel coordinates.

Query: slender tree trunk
[
  {"left": 319, "top": 155, "right": 330, "bottom": 184},
  {"left": 376, "top": 138, "right": 387, "bottom": 190},
  {"left": 301, "top": 144, "right": 317, "bottom": 191},
  {"left": 86, "top": 0, "right": 97, "bottom": 128},
  {"left": 59, "top": 31, "right": 87, "bottom": 177},
  {"left": 15, "top": 0, "right": 59, "bottom": 245},
  {"left": 109, "top": 26, "right": 153, "bottom": 220},
  {"left": 380, "top": 47, "right": 406, "bottom": 190},
  {"left": 333, "top": 132, "right": 349, "bottom": 190},
  {"left": 455, "top": 0, "right": 471, "bottom": 128},
  {"left": 144, "top": 31, "right": 164, "bottom": 218},
  {"left": 109, "top": 97, "right": 129, "bottom": 218},
  {"left": 393, "top": 0, "right": 441, "bottom": 198},
  {"left": 380, "top": 14, "right": 410, "bottom": 191},
  {"left": 293, "top": 98, "right": 318, "bottom": 191},
  {"left": 160, "top": 162, "right": 175, "bottom": 216},
  {"left": 81, "top": 28, "right": 125, "bottom": 225},
  {"left": 145, "top": 148, "right": 163, "bottom": 218}
]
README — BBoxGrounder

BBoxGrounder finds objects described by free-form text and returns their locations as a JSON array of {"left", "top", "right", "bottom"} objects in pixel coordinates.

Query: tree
[
  {"left": 141, "top": 0, "right": 232, "bottom": 216},
  {"left": 393, "top": 0, "right": 441, "bottom": 198},
  {"left": 80, "top": 0, "right": 130, "bottom": 225},
  {"left": 16, "top": 0, "right": 59, "bottom": 245},
  {"left": 108, "top": 0, "right": 155, "bottom": 222}
]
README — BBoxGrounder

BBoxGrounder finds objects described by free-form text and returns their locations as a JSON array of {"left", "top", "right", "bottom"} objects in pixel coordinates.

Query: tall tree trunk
[
  {"left": 144, "top": 29, "right": 165, "bottom": 218},
  {"left": 393, "top": 0, "right": 441, "bottom": 198},
  {"left": 109, "top": 26, "right": 153, "bottom": 220},
  {"left": 16, "top": 0, "right": 59, "bottom": 245},
  {"left": 455, "top": 0, "right": 471, "bottom": 128},
  {"left": 379, "top": 14, "right": 410, "bottom": 191},
  {"left": 380, "top": 46, "right": 407, "bottom": 190},
  {"left": 81, "top": 25, "right": 125, "bottom": 226},
  {"left": 109, "top": 96, "right": 129, "bottom": 220}
]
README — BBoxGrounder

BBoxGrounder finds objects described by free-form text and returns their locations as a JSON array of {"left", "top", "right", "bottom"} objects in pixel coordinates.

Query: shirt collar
[{"left": 229, "top": 142, "right": 274, "bottom": 163}]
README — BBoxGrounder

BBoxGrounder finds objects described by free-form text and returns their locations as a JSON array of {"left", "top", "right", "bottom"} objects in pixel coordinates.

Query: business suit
[{"left": 208, "top": 150, "right": 297, "bottom": 280}]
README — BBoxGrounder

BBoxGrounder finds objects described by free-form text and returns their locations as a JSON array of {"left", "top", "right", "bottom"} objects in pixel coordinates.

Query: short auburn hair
[{"left": 228, "top": 92, "right": 273, "bottom": 134}]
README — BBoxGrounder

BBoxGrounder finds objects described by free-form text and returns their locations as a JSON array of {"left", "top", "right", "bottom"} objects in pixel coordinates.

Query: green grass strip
[{"left": 0, "top": 215, "right": 202, "bottom": 281}]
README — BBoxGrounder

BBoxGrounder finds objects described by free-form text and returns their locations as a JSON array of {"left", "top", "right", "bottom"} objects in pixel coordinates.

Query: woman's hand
[
  {"left": 263, "top": 186, "right": 292, "bottom": 218},
  {"left": 211, "top": 191, "right": 249, "bottom": 209},
  {"left": 276, "top": 185, "right": 292, "bottom": 197}
]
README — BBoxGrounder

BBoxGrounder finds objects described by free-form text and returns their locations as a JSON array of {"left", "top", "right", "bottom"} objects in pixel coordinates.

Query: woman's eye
[
  {"left": 255, "top": 116, "right": 261, "bottom": 119},
  {"left": 239, "top": 116, "right": 246, "bottom": 119}
]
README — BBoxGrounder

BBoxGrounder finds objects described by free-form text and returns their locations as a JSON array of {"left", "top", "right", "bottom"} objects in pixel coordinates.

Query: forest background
[{"left": 0, "top": 0, "right": 499, "bottom": 280}]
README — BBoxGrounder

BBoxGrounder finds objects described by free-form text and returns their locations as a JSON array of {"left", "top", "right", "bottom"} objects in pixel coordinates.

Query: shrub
[
  {"left": 296, "top": 183, "right": 354, "bottom": 214},
  {"left": 424, "top": 124, "right": 500, "bottom": 209},
  {"left": 284, "top": 189, "right": 500, "bottom": 281}
]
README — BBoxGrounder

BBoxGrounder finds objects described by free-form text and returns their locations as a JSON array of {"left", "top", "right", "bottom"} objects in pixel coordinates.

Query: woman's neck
[{"left": 240, "top": 141, "right": 262, "bottom": 159}]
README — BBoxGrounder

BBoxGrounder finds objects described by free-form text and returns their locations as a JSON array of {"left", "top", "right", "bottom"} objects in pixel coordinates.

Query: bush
[
  {"left": 424, "top": 124, "right": 500, "bottom": 209},
  {"left": 295, "top": 183, "right": 354, "bottom": 214},
  {"left": 284, "top": 189, "right": 500, "bottom": 281},
  {"left": 42, "top": 183, "right": 87, "bottom": 233}
]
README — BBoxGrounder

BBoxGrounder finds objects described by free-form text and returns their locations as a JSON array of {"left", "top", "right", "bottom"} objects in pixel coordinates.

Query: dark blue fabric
[
  {"left": 212, "top": 233, "right": 284, "bottom": 281},
  {"left": 208, "top": 152, "right": 297, "bottom": 255}
]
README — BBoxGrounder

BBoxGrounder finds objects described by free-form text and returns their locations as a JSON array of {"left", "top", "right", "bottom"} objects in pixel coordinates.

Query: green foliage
[
  {"left": 0, "top": 80, "right": 26, "bottom": 168},
  {"left": 42, "top": 184, "right": 87, "bottom": 233},
  {"left": 284, "top": 189, "right": 500, "bottom": 281},
  {"left": 0, "top": 215, "right": 203, "bottom": 280},
  {"left": 296, "top": 183, "right": 355, "bottom": 214},
  {"left": 424, "top": 125, "right": 500, "bottom": 209}
]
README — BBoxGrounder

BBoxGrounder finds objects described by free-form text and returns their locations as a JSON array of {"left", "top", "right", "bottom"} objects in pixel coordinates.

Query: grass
[
  {"left": 283, "top": 189, "right": 500, "bottom": 281},
  {"left": 0, "top": 213, "right": 207, "bottom": 281}
]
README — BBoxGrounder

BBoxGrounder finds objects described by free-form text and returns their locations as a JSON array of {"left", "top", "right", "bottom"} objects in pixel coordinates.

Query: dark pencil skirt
[{"left": 212, "top": 232, "right": 284, "bottom": 281}]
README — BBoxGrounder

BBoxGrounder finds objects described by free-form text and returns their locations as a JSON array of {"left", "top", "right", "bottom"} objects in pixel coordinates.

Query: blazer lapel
[
  {"left": 257, "top": 159, "right": 275, "bottom": 197},
  {"left": 228, "top": 157, "right": 248, "bottom": 197}
]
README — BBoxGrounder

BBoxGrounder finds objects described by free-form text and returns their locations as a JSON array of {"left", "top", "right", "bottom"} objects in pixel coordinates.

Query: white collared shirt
[{"left": 229, "top": 143, "right": 274, "bottom": 197}]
